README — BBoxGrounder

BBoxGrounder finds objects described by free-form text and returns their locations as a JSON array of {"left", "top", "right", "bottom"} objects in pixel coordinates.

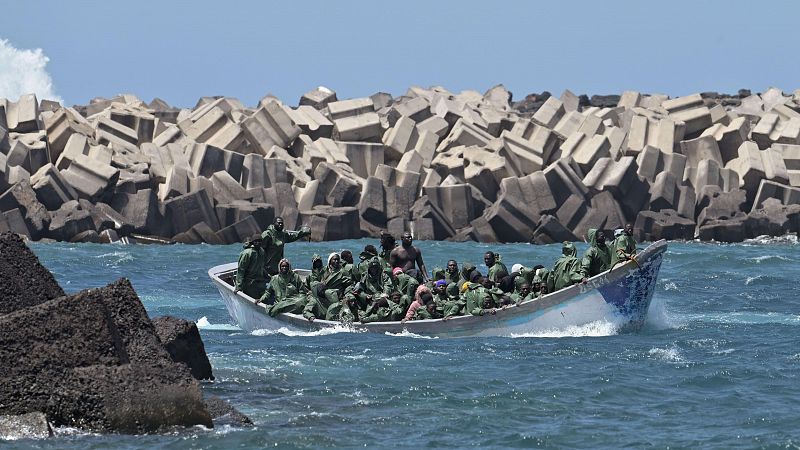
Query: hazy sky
[{"left": 1, "top": 0, "right": 799, "bottom": 108}]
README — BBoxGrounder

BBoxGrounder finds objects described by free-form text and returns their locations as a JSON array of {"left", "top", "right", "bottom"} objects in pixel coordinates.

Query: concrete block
[
  {"left": 299, "top": 206, "right": 360, "bottom": 241},
  {"left": 772, "top": 143, "right": 800, "bottom": 186},
  {"left": 387, "top": 96, "right": 432, "bottom": 126},
  {"left": 215, "top": 215, "right": 260, "bottom": 245},
  {"left": 333, "top": 112, "right": 382, "bottom": 142},
  {"left": 750, "top": 113, "right": 781, "bottom": 149},
  {"left": 497, "top": 130, "right": 544, "bottom": 175},
  {"left": 338, "top": 141, "right": 384, "bottom": 179},
  {"left": 383, "top": 116, "right": 418, "bottom": 161},
  {"left": 110, "top": 188, "right": 162, "bottom": 234},
  {"left": 560, "top": 89, "right": 581, "bottom": 112},
  {"left": 556, "top": 194, "right": 588, "bottom": 230},
  {"left": 648, "top": 171, "right": 680, "bottom": 212},
  {"left": 61, "top": 154, "right": 120, "bottom": 201},
  {"left": 313, "top": 162, "right": 361, "bottom": 207},
  {"left": 634, "top": 209, "right": 696, "bottom": 241},
  {"left": 241, "top": 100, "right": 301, "bottom": 153},
  {"left": 572, "top": 135, "right": 611, "bottom": 175},
  {"left": 216, "top": 201, "right": 275, "bottom": 230},
  {"left": 397, "top": 150, "right": 424, "bottom": 174},
  {"left": 358, "top": 176, "right": 386, "bottom": 226},
  {"left": 299, "top": 86, "right": 337, "bottom": 110},
  {"left": 436, "top": 118, "right": 494, "bottom": 153},
  {"left": 582, "top": 156, "right": 649, "bottom": 220},
  {"left": 186, "top": 143, "right": 226, "bottom": 178},
  {"left": 680, "top": 135, "right": 723, "bottom": 169},
  {"left": 751, "top": 180, "right": 800, "bottom": 211},
  {"left": 152, "top": 124, "right": 184, "bottom": 147},
  {"left": 286, "top": 105, "right": 333, "bottom": 140},
  {"left": 413, "top": 130, "right": 438, "bottom": 167},
  {"left": 210, "top": 170, "right": 250, "bottom": 203},
  {"left": 543, "top": 159, "right": 588, "bottom": 205},
  {"left": 423, "top": 184, "right": 478, "bottom": 230},
  {"left": 328, "top": 98, "right": 374, "bottom": 120},
  {"left": 179, "top": 103, "right": 247, "bottom": 153},
  {"left": 264, "top": 146, "right": 311, "bottom": 187},
  {"left": 553, "top": 110, "right": 585, "bottom": 140},
  {"left": 417, "top": 115, "right": 450, "bottom": 139},
  {"left": 531, "top": 96, "right": 565, "bottom": 128},
  {"left": 662, "top": 93, "right": 704, "bottom": 113},
  {"left": 163, "top": 188, "right": 220, "bottom": 236},
  {"left": 0, "top": 180, "right": 50, "bottom": 239},
  {"left": 462, "top": 148, "right": 508, "bottom": 202},
  {"left": 618, "top": 91, "right": 641, "bottom": 109},
  {"left": 655, "top": 118, "right": 685, "bottom": 154},
  {"left": 43, "top": 108, "right": 93, "bottom": 163},
  {"left": 47, "top": 200, "right": 96, "bottom": 241},
  {"left": 6, "top": 165, "right": 29, "bottom": 186},
  {"left": 669, "top": 106, "right": 712, "bottom": 136},
  {"left": 4, "top": 94, "right": 39, "bottom": 132},
  {"left": 30, "top": 163, "right": 78, "bottom": 211},
  {"left": 531, "top": 215, "right": 578, "bottom": 244}
]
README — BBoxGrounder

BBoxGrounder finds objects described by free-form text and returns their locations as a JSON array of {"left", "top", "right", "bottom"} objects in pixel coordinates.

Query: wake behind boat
[{"left": 209, "top": 240, "right": 668, "bottom": 337}]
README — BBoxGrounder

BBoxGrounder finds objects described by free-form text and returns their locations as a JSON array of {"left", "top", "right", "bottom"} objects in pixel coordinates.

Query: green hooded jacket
[
  {"left": 580, "top": 229, "right": 613, "bottom": 279},
  {"left": 610, "top": 234, "right": 637, "bottom": 267},
  {"left": 552, "top": 241, "right": 584, "bottom": 291},
  {"left": 235, "top": 241, "right": 267, "bottom": 299},
  {"left": 359, "top": 257, "right": 393, "bottom": 304},
  {"left": 261, "top": 224, "right": 311, "bottom": 275}
]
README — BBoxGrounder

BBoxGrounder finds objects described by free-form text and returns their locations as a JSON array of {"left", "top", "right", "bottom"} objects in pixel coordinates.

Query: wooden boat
[{"left": 208, "top": 240, "right": 667, "bottom": 337}]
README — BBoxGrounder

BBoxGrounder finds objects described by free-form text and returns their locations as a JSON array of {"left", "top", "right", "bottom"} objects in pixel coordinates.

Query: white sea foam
[
  {"left": 689, "top": 312, "right": 800, "bottom": 326},
  {"left": 747, "top": 254, "right": 792, "bottom": 264},
  {"left": 645, "top": 294, "right": 684, "bottom": 330},
  {"left": 0, "top": 39, "right": 61, "bottom": 102},
  {"left": 745, "top": 275, "right": 763, "bottom": 285},
  {"left": 744, "top": 234, "right": 798, "bottom": 245},
  {"left": 648, "top": 346, "right": 683, "bottom": 362},
  {"left": 251, "top": 325, "right": 360, "bottom": 337},
  {"left": 384, "top": 329, "right": 438, "bottom": 339},
  {"left": 509, "top": 319, "right": 621, "bottom": 338},
  {"left": 196, "top": 316, "right": 241, "bottom": 331}
]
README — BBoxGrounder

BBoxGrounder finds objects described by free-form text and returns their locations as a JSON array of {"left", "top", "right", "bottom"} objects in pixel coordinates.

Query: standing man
[
  {"left": 445, "top": 260, "right": 460, "bottom": 284},
  {"left": 610, "top": 223, "right": 637, "bottom": 267},
  {"left": 261, "top": 217, "right": 311, "bottom": 276},
  {"left": 379, "top": 231, "right": 396, "bottom": 267},
  {"left": 234, "top": 236, "right": 267, "bottom": 300},
  {"left": 484, "top": 251, "right": 508, "bottom": 284},
  {"left": 579, "top": 229, "right": 613, "bottom": 282},
  {"left": 390, "top": 231, "right": 430, "bottom": 282}
]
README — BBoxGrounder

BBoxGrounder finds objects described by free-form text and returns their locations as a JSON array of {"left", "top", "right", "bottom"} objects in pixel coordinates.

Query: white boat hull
[{"left": 209, "top": 240, "right": 667, "bottom": 337}]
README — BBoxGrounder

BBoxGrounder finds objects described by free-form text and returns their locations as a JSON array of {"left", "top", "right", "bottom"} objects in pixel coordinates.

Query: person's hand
[
  {"left": 307, "top": 316, "right": 315, "bottom": 322},
  {"left": 489, "top": 308, "right": 497, "bottom": 315},
  {"left": 401, "top": 319, "right": 407, "bottom": 324},
  {"left": 581, "top": 277, "right": 588, "bottom": 283},
  {"left": 234, "top": 287, "right": 240, "bottom": 294},
  {"left": 301, "top": 226, "right": 311, "bottom": 235}
]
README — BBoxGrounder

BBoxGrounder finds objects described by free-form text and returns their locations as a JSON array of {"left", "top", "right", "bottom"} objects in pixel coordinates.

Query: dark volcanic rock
[
  {"left": 204, "top": 396, "right": 253, "bottom": 427},
  {"left": 153, "top": 316, "right": 214, "bottom": 380},
  {"left": 0, "top": 232, "right": 65, "bottom": 314},
  {"left": 0, "top": 412, "right": 53, "bottom": 440}
]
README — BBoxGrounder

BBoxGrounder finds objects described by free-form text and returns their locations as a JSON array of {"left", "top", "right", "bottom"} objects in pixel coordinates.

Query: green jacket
[
  {"left": 580, "top": 229, "right": 613, "bottom": 279},
  {"left": 261, "top": 225, "right": 310, "bottom": 275},
  {"left": 487, "top": 261, "right": 508, "bottom": 283},
  {"left": 464, "top": 285, "right": 491, "bottom": 316},
  {"left": 235, "top": 243, "right": 267, "bottom": 299},
  {"left": 552, "top": 242, "right": 584, "bottom": 291},
  {"left": 394, "top": 273, "right": 419, "bottom": 300},
  {"left": 610, "top": 234, "right": 637, "bottom": 267},
  {"left": 360, "top": 258, "right": 392, "bottom": 305},
  {"left": 265, "top": 270, "right": 307, "bottom": 303},
  {"left": 362, "top": 300, "right": 404, "bottom": 323},
  {"left": 414, "top": 306, "right": 442, "bottom": 320}
]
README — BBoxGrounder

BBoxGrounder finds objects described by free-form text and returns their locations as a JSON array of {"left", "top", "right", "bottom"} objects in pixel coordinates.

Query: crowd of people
[{"left": 234, "top": 219, "right": 638, "bottom": 324}]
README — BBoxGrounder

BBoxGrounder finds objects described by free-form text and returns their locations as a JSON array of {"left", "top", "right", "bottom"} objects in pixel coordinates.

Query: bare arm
[{"left": 415, "top": 248, "right": 429, "bottom": 281}]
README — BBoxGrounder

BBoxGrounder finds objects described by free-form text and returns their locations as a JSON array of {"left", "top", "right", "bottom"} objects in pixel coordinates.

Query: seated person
[
  {"left": 359, "top": 257, "right": 393, "bottom": 310},
  {"left": 413, "top": 294, "right": 442, "bottom": 320},
  {"left": 511, "top": 283, "right": 534, "bottom": 305},
  {"left": 392, "top": 267, "right": 419, "bottom": 310},
  {"left": 305, "top": 254, "right": 325, "bottom": 290},
  {"left": 339, "top": 283, "right": 364, "bottom": 324},
  {"left": 266, "top": 259, "right": 310, "bottom": 315},
  {"left": 362, "top": 292, "right": 405, "bottom": 323}
]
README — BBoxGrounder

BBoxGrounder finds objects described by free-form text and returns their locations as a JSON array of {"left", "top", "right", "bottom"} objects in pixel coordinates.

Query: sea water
[{"left": 7, "top": 237, "right": 800, "bottom": 449}]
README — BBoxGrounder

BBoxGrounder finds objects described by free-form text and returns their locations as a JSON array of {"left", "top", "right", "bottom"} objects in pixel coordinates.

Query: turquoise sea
[{"left": 8, "top": 237, "right": 800, "bottom": 449}]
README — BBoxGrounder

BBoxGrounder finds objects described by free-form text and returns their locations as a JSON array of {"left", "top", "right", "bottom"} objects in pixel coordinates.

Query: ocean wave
[
  {"left": 645, "top": 294, "right": 684, "bottom": 330},
  {"left": 685, "top": 312, "right": 800, "bottom": 325},
  {"left": 648, "top": 346, "right": 683, "bottom": 362},
  {"left": 509, "top": 320, "right": 621, "bottom": 338},
  {"left": 197, "top": 316, "right": 242, "bottom": 331},
  {"left": 746, "top": 255, "right": 793, "bottom": 264},
  {"left": 743, "top": 234, "right": 798, "bottom": 245},
  {"left": 251, "top": 325, "right": 361, "bottom": 337},
  {"left": 384, "top": 329, "right": 438, "bottom": 339}
]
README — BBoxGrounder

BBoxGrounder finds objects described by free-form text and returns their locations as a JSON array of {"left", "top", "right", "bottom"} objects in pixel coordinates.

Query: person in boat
[
  {"left": 339, "top": 283, "right": 364, "bottom": 323},
  {"left": 610, "top": 223, "right": 637, "bottom": 267},
  {"left": 392, "top": 267, "right": 419, "bottom": 310},
  {"left": 362, "top": 292, "right": 405, "bottom": 323},
  {"left": 266, "top": 259, "right": 310, "bottom": 315},
  {"left": 359, "top": 257, "right": 393, "bottom": 309},
  {"left": 441, "top": 283, "right": 466, "bottom": 320},
  {"left": 465, "top": 281, "right": 495, "bottom": 316},
  {"left": 579, "top": 229, "right": 613, "bottom": 282},
  {"left": 551, "top": 241, "right": 584, "bottom": 291},
  {"left": 432, "top": 280, "right": 449, "bottom": 305},
  {"left": 261, "top": 217, "right": 311, "bottom": 276},
  {"left": 357, "top": 245, "right": 379, "bottom": 278},
  {"left": 458, "top": 262, "right": 478, "bottom": 286},
  {"left": 403, "top": 285, "right": 432, "bottom": 322},
  {"left": 531, "top": 266, "right": 552, "bottom": 296},
  {"left": 340, "top": 250, "right": 358, "bottom": 283},
  {"left": 426, "top": 267, "right": 445, "bottom": 289},
  {"left": 302, "top": 282, "right": 336, "bottom": 322},
  {"left": 511, "top": 282, "right": 534, "bottom": 304},
  {"left": 413, "top": 293, "right": 442, "bottom": 320},
  {"left": 481, "top": 275, "right": 512, "bottom": 306},
  {"left": 305, "top": 254, "right": 325, "bottom": 290},
  {"left": 390, "top": 231, "right": 430, "bottom": 283},
  {"left": 379, "top": 231, "right": 396, "bottom": 266},
  {"left": 484, "top": 251, "right": 509, "bottom": 284},
  {"left": 445, "top": 260, "right": 460, "bottom": 284},
  {"left": 323, "top": 252, "right": 352, "bottom": 294},
  {"left": 234, "top": 236, "right": 268, "bottom": 300}
]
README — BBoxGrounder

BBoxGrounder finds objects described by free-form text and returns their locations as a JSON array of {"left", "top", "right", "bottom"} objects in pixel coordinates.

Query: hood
[
  {"left": 562, "top": 241, "right": 577, "bottom": 257},
  {"left": 460, "top": 262, "right": 476, "bottom": 279},
  {"left": 431, "top": 267, "right": 445, "bottom": 280},
  {"left": 587, "top": 228, "right": 598, "bottom": 247}
]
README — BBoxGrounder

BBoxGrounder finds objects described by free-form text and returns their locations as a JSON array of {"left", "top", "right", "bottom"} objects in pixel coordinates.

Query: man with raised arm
[{"left": 261, "top": 217, "right": 311, "bottom": 276}]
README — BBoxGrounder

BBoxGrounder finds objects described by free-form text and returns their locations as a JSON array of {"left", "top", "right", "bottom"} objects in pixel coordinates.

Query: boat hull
[{"left": 209, "top": 240, "right": 667, "bottom": 337}]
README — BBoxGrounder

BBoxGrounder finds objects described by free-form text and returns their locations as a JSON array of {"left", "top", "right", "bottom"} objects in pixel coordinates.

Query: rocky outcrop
[
  {"left": 1, "top": 87, "right": 799, "bottom": 244},
  {"left": 0, "top": 232, "right": 247, "bottom": 435},
  {"left": 153, "top": 316, "right": 214, "bottom": 380}
]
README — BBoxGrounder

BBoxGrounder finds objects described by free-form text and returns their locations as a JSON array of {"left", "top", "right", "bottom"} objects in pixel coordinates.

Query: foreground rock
[
  {"left": 0, "top": 412, "right": 53, "bottom": 440},
  {"left": 2, "top": 86, "right": 800, "bottom": 243},
  {"left": 0, "top": 232, "right": 247, "bottom": 435},
  {"left": 153, "top": 316, "right": 215, "bottom": 380}
]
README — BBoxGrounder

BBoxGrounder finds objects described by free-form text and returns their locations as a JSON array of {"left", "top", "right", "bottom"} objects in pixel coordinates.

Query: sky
[{"left": 1, "top": 0, "right": 799, "bottom": 108}]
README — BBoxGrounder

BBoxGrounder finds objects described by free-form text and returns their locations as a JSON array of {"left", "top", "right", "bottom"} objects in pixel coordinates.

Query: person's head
[
  {"left": 401, "top": 231, "right": 413, "bottom": 247},
  {"left": 420, "top": 292, "right": 434, "bottom": 305},
  {"left": 380, "top": 231, "right": 395, "bottom": 250},
  {"left": 313, "top": 282, "right": 328, "bottom": 297},
  {"left": 392, "top": 267, "right": 404, "bottom": 279},
  {"left": 447, "top": 260, "right": 458, "bottom": 274},
  {"left": 361, "top": 244, "right": 378, "bottom": 260},
  {"left": 625, "top": 223, "right": 633, "bottom": 236},
  {"left": 532, "top": 280, "right": 541, "bottom": 293},
  {"left": 484, "top": 251, "right": 496, "bottom": 267},
  {"left": 341, "top": 250, "right": 353, "bottom": 265},
  {"left": 469, "top": 271, "right": 482, "bottom": 284},
  {"left": 520, "top": 283, "right": 530, "bottom": 297},
  {"left": 483, "top": 294, "right": 494, "bottom": 309},
  {"left": 562, "top": 241, "right": 576, "bottom": 257},
  {"left": 435, "top": 280, "right": 448, "bottom": 295},
  {"left": 390, "top": 291, "right": 402, "bottom": 303},
  {"left": 274, "top": 217, "right": 284, "bottom": 232},
  {"left": 426, "top": 301, "right": 437, "bottom": 314},
  {"left": 246, "top": 237, "right": 263, "bottom": 248},
  {"left": 279, "top": 259, "right": 291, "bottom": 274},
  {"left": 432, "top": 267, "right": 445, "bottom": 281},
  {"left": 328, "top": 253, "right": 341, "bottom": 270},
  {"left": 532, "top": 264, "right": 544, "bottom": 271},
  {"left": 481, "top": 276, "right": 494, "bottom": 289},
  {"left": 311, "top": 254, "right": 323, "bottom": 270},
  {"left": 368, "top": 257, "right": 382, "bottom": 277},
  {"left": 596, "top": 230, "right": 606, "bottom": 245}
]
